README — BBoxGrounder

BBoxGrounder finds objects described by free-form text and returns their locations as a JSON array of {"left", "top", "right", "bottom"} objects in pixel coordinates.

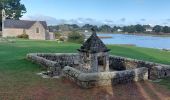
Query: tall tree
[
  {"left": 99, "top": 25, "right": 112, "bottom": 32},
  {"left": 0, "top": 0, "right": 26, "bottom": 19},
  {"left": 135, "top": 24, "right": 145, "bottom": 33},
  {"left": 153, "top": 25, "right": 162, "bottom": 33},
  {"left": 162, "top": 26, "right": 170, "bottom": 33},
  {"left": 82, "top": 24, "right": 95, "bottom": 31}
]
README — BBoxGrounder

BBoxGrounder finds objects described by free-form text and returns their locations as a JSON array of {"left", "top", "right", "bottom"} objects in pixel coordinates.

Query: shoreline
[{"left": 97, "top": 32, "right": 170, "bottom": 37}]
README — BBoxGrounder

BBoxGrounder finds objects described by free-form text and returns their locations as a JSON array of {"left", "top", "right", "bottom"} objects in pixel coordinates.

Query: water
[{"left": 97, "top": 33, "right": 170, "bottom": 49}]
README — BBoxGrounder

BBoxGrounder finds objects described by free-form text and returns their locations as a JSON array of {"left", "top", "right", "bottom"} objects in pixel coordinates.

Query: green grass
[{"left": 0, "top": 39, "right": 170, "bottom": 99}]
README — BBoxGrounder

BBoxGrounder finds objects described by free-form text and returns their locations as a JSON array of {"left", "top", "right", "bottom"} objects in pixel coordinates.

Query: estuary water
[{"left": 97, "top": 33, "right": 170, "bottom": 49}]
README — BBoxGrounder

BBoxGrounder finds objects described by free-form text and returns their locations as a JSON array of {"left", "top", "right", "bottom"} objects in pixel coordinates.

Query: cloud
[
  {"left": 103, "top": 19, "right": 114, "bottom": 24},
  {"left": 21, "top": 15, "right": 170, "bottom": 26},
  {"left": 166, "top": 19, "right": 170, "bottom": 22},
  {"left": 21, "top": 15, "right": 115, "bottom": 26},
  {"left": 21, "top": 15, "right": 60, "bottom": 25},
  {"left": 162, "top": 22, "right": 168, "bottom": 26},
  {"left": 140, "top": 19, "right": 146, "bottom": 21},
  {"left": 120, "top": 18, "right": 126, "bottom": 22}
]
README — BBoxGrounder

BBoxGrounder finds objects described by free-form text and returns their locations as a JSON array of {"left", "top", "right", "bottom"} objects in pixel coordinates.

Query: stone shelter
[
  {"left": 1, "top": 9, "right": 55, "bottom": 40},
  {"left": 78, "top": 29, "right": 110, "bottom": 73}
]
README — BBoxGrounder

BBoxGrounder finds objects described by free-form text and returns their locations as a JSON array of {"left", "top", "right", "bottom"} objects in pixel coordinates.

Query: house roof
[
  {"left": 78, "top": 28, "right": 110, "bottom": 53},
  {"left": 4, "top": 19, "right": 48, "bottom": 29}
]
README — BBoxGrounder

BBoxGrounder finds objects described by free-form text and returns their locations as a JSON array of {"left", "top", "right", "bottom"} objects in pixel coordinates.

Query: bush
[
  {"left": 17, "top": 33, "right": 29, "bottom": 39},
  {"left": 54, "top": 32, "right": 62, "bottom": 39},
  {"left": 59, "top": 36, "right": 65, "bottom": 41},
  {"left": 17, "top": 29, "right": 29, "bottom": 39},
  {"left": 68, "top": 31, "right": 85, "bottom": 44}
]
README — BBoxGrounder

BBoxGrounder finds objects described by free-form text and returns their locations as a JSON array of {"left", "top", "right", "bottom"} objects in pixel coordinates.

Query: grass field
[{"left": 0, "top": 39, "right": 170, "bottom": 100}]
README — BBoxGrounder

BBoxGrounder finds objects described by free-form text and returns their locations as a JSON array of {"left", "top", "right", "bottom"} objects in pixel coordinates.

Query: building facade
[{"left": 1, "top": 9, "right": 55, "bottom": 40}]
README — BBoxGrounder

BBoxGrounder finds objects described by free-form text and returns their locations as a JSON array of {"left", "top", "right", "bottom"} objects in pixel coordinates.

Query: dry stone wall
[
  {"left": 27, "top": 53, "right": 79, "bottom": 76},
  {"left": 63, "top": 66, "right": 148, "bottom": 88},
  {"left": 109, "top": 55, "right": 170, "bottom": 79},
  {"left": 27, "top": 53, "right": 170, "bottom": 81}
]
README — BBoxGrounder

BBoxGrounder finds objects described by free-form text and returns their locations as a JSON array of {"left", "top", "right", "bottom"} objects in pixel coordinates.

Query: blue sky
[{"left": 21, "top": 0, "right": 170, "bottom": 26}]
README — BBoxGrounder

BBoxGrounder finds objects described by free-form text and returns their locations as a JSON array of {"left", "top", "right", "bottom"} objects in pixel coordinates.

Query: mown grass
[{"left": 0, "top": 39, "right": 170, "bottom": 99}]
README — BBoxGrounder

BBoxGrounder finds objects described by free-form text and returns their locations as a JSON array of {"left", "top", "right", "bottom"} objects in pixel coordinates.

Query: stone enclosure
[
  {"left": 27, "top": 29, "right": 170, "bottom": 88},
  {"left": 27, "top": 53, "right": 170, "bottom": 88}
]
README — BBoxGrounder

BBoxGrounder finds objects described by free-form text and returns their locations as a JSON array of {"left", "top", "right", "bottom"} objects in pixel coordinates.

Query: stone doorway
[{"left": 97, "top": 56, "right": 106, "bottom": 72}]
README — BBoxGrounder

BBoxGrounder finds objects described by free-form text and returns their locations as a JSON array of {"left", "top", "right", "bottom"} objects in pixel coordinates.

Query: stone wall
[
  {"left": 3, "top": 28, "right": 24, "bottom": 37},
  {"left": 63, "top": 66, "right": 148, "bottom": 88},
  {"left": 109, "top": 55, "right": 170, "bottom": 79},
  {"left": 48, "top": 32, "right": 55, "bottom": 40},
  {"left": 27, "top": 53, "right": 170, "bottom": 80},
  {"left": 27, "top": 53, "right": 79, "bottom": 76},
  {"left": 27, "top": 22, "right": 47, "bottom": 40}
]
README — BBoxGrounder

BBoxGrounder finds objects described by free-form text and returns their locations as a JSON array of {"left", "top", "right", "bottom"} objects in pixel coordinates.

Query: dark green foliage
[
  {"left": 162, "top": 26, "right": 170, "bottom": 33},
  {"left": 54, "top": 32, "right": 61, "bottom": 39},
  {"left": 17, "top": 34, "right": 28, "bottom": 39},
  {"left": 122, "top": 25, "right": 145, "bottom": 33},
  {"left": 17, "top": 30, "right": 28, "bottom": 39},
  {"left": 48, "top": 24, "right": 170, "bottom": 34},
  {"left": 68, "top": 31, "right": 85, "bottom": 44},
  {"left": 135, "top": 24, "right": 146, "bottom": 33},
  {"left": 99, "top": 25, "right": 112, "bottom": 32},
  {"left": 59, "top": 37, "right": 65, "bottom": 41},
  {"left": 123, "top": 25, "right": 136, "bottom": 33},
  {"left": 0, "top": 0, "right": 26, "bottom": 20},
  {"left": 153, "top": 25, "right": 162, "bottom": 33}
]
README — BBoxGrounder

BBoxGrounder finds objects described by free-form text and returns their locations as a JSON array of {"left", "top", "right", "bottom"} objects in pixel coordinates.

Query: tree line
[{"left": 48, "top": 24, "right": 170, "bottom": 34}]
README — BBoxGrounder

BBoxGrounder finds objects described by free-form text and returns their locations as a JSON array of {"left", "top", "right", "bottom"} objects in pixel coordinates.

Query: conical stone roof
[{"left": 78, "top": 28, "right": 110, "bottom": 53}]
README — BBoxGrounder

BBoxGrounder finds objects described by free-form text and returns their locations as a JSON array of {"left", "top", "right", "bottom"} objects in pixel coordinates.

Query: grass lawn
[{"left": 0, "top": 39, "right": 170, "bottom": 100}]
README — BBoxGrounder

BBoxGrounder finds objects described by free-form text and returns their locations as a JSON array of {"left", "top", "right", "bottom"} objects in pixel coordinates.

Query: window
[{"left": 36, "top": 28, "right": 39, "bottom": 33}]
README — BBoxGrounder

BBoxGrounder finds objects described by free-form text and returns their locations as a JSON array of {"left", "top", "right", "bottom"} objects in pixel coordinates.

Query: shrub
[
  {"left": 17, "top": 30, "right": 29, "bottom": 39},
  {"left": 68, "top": 31, "right": 85, "bottom": 44},
  {"left": 54, "top": 32, "right": 62, "bottom": 39},
  {"left": 59, "top": 36, "right": 65, "bottom": 41}
]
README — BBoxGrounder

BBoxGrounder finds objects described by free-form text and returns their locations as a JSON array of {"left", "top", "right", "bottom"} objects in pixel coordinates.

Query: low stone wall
[
  {"left": 27, "top": 53, "right": 170, "bottom": 80},
  {"left": 27, "top": 53, "right": 79, "bottom": 76},
  {"left": 109, "top": 55, "right": 157, "bottom": 70},
  {"left": 37, "top": 53, "right": 79, "bottom": 67},
  {"left": 63, "top": 66, "right": 148, "bottom": 88},
  {"left": 109, "top": 55, "right": 170, "bottom": 79}
]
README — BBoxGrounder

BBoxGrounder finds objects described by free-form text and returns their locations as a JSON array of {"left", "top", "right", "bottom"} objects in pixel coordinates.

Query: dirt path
[{"left": 0, "top": 79, "right": 170, "bottom": 100}]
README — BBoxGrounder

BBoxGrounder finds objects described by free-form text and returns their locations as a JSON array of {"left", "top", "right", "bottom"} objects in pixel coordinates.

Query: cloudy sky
[{"left": 21, "top": 0, "right": 170, "bottom": 26}]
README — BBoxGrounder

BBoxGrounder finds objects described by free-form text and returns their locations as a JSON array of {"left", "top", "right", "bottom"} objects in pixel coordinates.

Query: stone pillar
[
  {"left": 105, "top": 55, "right": 110, "bottom": 71},
  {"left": 91, "top": 53, "right": 98, "bottom": 72}
]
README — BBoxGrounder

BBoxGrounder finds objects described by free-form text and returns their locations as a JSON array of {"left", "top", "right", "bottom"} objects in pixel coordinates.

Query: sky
[{"left": 21, "top": 0, "right": 170, "bottom": 26}]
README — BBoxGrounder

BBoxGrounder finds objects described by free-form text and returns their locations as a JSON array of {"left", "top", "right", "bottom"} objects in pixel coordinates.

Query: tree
[
  {"left": 99, "top": 25, "right": 112, "bottom": 32},
  {"left": 68, "top": 31, "right": 85, "bottom": 44},
  {"left": 122, "top": 25, "right": 136, "bottom": 33},
  {"left": 162, "top": 26, "right": 170, "bottom": 33},
  {"left": 0, "top": 0, "right": 26, "bottom": 19},
  {"left": 112, "top": 26, "right": 121, "bottom": 32},
  {"left": 128, "top": 25, "right": 136, "bottom": 33},
  {"left": 153, "top": 25, "right": 162, "bottom": 33},
  {"left": 82, "top": 24, "right": 95, "bottom": 31},
  {"left": 135, "top": 24, "right": 145, "bottom": 33}
]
